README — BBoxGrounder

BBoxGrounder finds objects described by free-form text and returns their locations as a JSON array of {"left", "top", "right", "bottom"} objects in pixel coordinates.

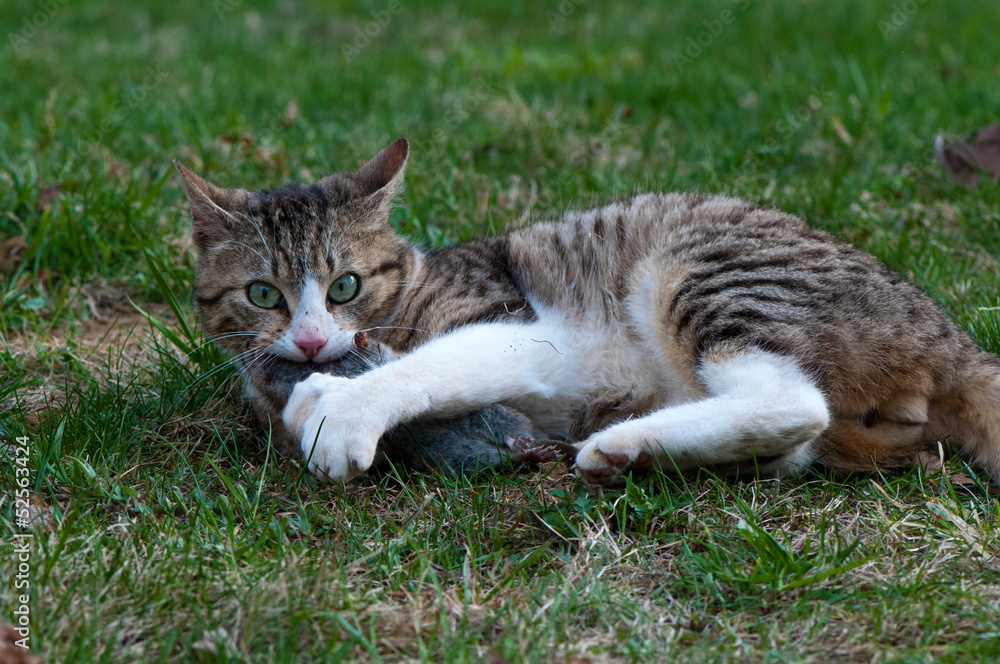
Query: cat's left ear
[
  {"left": 352, "top": 137, "right": 409, "bottom": 203},
  {"left": 174, "top": 160, "right": 249, "bottom": 251}
]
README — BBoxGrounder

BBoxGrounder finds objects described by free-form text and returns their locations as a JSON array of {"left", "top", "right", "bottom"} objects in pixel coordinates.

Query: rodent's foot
[
  {"left": 506, "top": 436, "right": 556, "bottom": 463},
  {"left": 505, "top": 436, "right": 577, "bottom": 464}
]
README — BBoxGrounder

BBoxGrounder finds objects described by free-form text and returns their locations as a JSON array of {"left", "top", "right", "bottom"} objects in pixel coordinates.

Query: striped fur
[{"left": 178, "top": 138, "right": 1000, "bottom": 484}]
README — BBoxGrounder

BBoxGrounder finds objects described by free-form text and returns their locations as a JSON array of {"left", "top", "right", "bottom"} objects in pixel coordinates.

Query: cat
[{"left": 177, "top": 137, "right": 1000, "bottom": 486}]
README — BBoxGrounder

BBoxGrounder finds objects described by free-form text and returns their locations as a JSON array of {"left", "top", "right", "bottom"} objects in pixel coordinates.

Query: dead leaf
[
  {"left": 36, "top": 184, "right": 61, "bottom": 211},
  {"left": 0, "top": 236, "right": 27, "bottom": 273},
  {"left": 0, "top": 623, "right": 42, "bottom": 664},
  {"left": 949, "top": 473, "right": 977, "bottom": 487},
  {"left": 936, "top": 121, "right": 1000, "bottom": 187},
  {"left": 916, "top": 450, "right": 943, "bottom": 473}
]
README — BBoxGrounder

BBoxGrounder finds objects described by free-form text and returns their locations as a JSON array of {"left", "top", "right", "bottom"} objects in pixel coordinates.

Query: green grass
[{"left": 2, "top": 0, "right": 1000, "bottom": 661}]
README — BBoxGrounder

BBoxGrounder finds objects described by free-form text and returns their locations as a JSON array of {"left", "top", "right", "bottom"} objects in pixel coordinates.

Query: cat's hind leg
[{"left": 575, "top": 349, "right": 830, "bottom": 485}]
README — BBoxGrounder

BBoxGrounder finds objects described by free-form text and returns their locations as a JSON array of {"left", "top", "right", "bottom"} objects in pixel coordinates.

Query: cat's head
[{"left": 176, "top": 138, "right": 415, "bottom": 394}]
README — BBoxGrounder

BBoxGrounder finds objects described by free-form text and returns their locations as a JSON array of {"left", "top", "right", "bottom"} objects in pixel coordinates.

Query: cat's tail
[{"left": 936, "top": 352, "right": 1000, "bottom": 481}]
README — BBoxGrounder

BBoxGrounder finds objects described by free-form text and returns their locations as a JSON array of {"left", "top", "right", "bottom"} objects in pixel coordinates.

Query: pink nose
[{"left": 295, "top": 334, "right": 327, "bottom": 360}]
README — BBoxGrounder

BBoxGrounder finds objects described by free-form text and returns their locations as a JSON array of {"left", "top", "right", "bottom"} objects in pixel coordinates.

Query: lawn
[{"left": 2, "top": 0, "right": 1000, "bottom": 662}]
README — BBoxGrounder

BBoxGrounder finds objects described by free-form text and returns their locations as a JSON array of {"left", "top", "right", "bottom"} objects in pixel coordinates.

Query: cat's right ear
[
  {"left": 174, "top": 160, "right": 249, "bottom": 251},
  {"left": 351, "top": 137, "right": 409, "bottom": 203}
]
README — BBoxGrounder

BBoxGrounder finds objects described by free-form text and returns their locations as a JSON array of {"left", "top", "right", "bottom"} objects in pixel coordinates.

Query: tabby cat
[
  {"left": 177, "top": 138, "right": 1000, "bottom": 486},
  {"left": 178, "top": 158, "right": 567, "bottom": 475}
]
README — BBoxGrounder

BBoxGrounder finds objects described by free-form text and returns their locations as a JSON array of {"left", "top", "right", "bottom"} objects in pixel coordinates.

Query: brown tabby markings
[{"left": 179, "top": 138, "right": 1000, "bottom": 481}]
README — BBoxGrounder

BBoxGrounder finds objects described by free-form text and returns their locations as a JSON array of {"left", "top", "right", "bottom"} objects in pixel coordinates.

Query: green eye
[
  {"left": 328, "top": 273, "right": 359, "bottom": 303},
  {"left": 247, "top": 281, "right": 283, "bottom": 309}
]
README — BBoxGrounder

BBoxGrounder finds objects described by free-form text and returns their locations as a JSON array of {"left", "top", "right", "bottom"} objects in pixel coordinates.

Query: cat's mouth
[
  {"left": 255, "top": 355, "right": 343, "bottom": 393},
  {"left": 252, "top": 351, "right": 375, "bottom": 397}
]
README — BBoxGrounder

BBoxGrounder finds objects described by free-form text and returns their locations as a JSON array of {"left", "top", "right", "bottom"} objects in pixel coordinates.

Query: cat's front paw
[
  {"left": 283, "top": 373, "right": 383, "bottom": 482},
  {"left": 574, "top": 431, "right": 654, "bottom": 486},
  {"left": 283, "top": 373, "right": 338, "bottom": 438}
]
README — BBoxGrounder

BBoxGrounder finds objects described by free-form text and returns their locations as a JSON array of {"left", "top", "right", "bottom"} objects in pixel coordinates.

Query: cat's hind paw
[{"left": 574, "top": 434, "right": 653, "bottom": 486}]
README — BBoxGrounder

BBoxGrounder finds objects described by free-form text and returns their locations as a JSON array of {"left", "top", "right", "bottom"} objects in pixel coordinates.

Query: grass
[{"left": 2, "top": 0, "right": 1000, "bottom": 661}]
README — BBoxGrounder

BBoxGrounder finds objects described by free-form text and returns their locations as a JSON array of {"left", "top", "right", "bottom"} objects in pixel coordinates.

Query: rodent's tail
[{"left": 935, "top": 353, "right": 1000, "bottom": 480}]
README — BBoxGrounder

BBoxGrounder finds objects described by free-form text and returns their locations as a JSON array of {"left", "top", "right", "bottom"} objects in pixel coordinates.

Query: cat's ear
[
  {"left": 174, "top": 160, "right": 249, "bottom": 251},
  {"left": 352, "top": 137, "right": 409, "bottom": 201}
]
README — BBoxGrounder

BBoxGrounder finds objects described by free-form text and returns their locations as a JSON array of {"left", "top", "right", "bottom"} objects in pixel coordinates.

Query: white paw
[
  {"left": 574, "top": 430, "right": 655, "bottom": 486},
  {"left": 283, "top": 373, "right": 340, "bottom": 438},
  {"left": 283, "top": 373, "right": 384, "bottom": 482}
]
